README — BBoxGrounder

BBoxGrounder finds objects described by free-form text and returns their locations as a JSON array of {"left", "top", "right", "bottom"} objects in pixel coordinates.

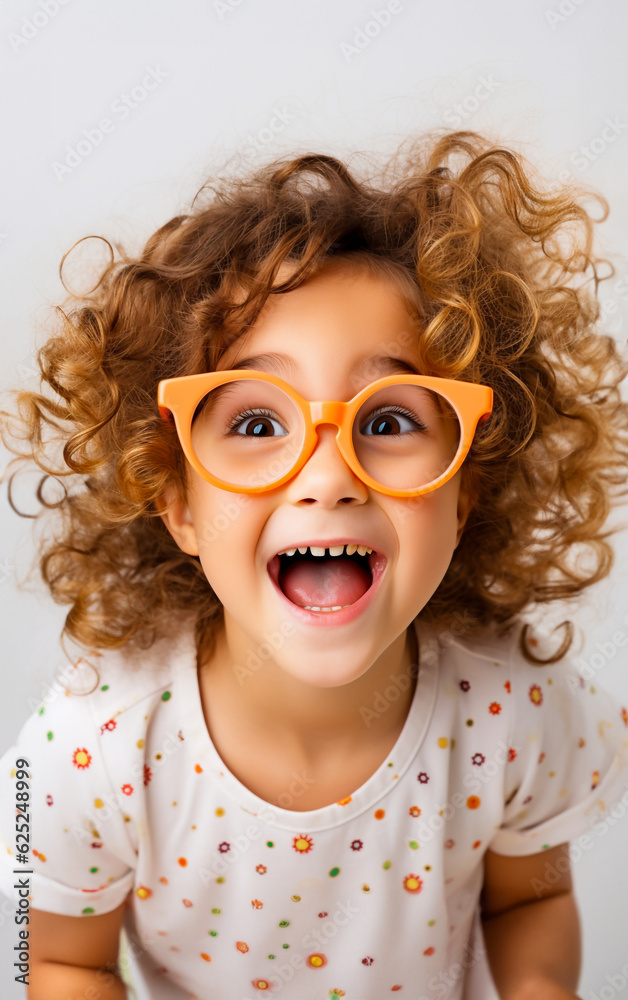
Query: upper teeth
[{"left": 278, "top": 543, "right": 374, "bottom": 558}]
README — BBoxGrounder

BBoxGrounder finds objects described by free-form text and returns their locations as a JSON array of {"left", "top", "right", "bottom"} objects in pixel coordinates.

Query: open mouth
[{"left": 267, "top": 542, "right": 385, "bottom": 615}]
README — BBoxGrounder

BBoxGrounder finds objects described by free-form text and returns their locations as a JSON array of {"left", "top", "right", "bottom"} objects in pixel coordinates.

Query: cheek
[
  {"left": 188, "top": 485, "right": 267, "bottom": 593},
  {"left": 389, "top": 487, "right": 461, "bottom": 580}
]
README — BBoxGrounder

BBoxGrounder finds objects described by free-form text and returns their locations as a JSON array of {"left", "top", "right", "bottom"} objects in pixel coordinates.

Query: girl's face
[{"left": 161, "top": 262, "right": 474, "bottom": 688}]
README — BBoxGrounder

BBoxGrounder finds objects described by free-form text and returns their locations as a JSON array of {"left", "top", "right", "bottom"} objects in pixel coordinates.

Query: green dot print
[
  {"left": 329, "top": 867, "right": 340, "bottom": 877},
  {"left": 46, "top": 732, "right": 53, "bottom": 741},
  {"left": 101, "top": 685, "right": 109, "bottom": 691},
  {"left": 161, "top": 691, "right": 171, "bottom": 701},
  {"left": 383, "top": 860, "right": 392, "bottom": 869},
  {"left": 82, "top": 907, "right": 95, "bottom": 915}
]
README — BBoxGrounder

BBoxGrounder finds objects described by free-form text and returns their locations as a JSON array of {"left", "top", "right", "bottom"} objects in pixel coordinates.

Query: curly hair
[{"left": 2, "top": 129, "right": 628, "bottom": 668}]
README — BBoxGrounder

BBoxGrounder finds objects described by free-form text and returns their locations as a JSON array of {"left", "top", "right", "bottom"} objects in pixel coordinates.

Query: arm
[
  {"left": 28, "top": 901, "right": 128, "bottom": 1000},
  {"left": 479, "top": 842, "right": 582, "bottom": 1000}
]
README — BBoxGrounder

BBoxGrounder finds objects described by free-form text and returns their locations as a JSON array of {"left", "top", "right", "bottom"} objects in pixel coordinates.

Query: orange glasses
[{"left": 157, "top": 370, "right": 493, "bottom": 497}]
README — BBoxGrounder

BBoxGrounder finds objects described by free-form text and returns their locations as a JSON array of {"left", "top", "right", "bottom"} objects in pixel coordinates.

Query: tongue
[{"left": 279, "top": 556, "right": 371, "bottom": 608}]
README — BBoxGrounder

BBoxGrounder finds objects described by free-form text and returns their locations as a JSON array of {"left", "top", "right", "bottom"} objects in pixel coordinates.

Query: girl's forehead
[{"left": 217, "top": 268, "right": 423, "bottom": 373}]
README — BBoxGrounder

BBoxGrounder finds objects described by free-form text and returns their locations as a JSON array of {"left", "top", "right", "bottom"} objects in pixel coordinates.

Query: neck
[{"left": 197, "top": 620, "right": 420, "bottom": 767}]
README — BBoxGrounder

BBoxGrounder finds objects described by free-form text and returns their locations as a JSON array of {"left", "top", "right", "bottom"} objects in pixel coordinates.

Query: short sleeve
[
  {"left": 0, "top": 681, "right": 137, "bottom": 916},
  {"left": 488, "top": 625, "right": 628, "bottom": 856}
]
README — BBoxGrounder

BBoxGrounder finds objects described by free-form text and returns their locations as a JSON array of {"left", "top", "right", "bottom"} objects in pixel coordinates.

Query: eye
[
  {"left": 229, "top": 408, "right": 288, "bottom": 437},
  {"left": 360, "top": 406, "right": 426, "bottom": 436}
]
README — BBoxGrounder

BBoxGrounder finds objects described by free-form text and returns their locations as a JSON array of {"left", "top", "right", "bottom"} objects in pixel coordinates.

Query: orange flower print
[
  {"left": 466, "top": 795, "right": 481, "bottom": 809},
  {"left": 529, "top": 684, "right": 543, "bottom": 706},
  {"left": 100, "top": 718, "right": 117, "bottom": 734},
  {"left": 409, "top": 806, "right": 421, "bottom": 817},
  {"left": 255, "top": 864, "right": 267, "bottom": 874},
  {"left": 251, "top": 899, "right": 263, "bottom": 909},
  {"left": 251, "top": 980, "right": 271, "bottom": 991},
  {"left": 306, "top": 953, "right": 327, "bottom": 968},
  {"left": 621, "top": 707, "right": 628, "bottom": 727},
  {"left": 504, "top": 680, "right": 511, "bottom": 693},
  {"left": 293, "top": 834, "right": 314, "bottom": 854},
  {"left": 424, "top": 946, "right": 435, "bottom": 956},
  {"left": 121, "top": 784, "right": 134, "bottom": 796},
  {"left": 72, "top": 748, "right": 92, "bottom": 769},
  {"left": 182, "top": 899, "right": 193, "bottom": 907},
  {"left": 236, "top": 941, "right": 249, "bottom": 953},
  {"left": 591, "top": 770, "right": 600, "bottom": 789},
  {"left": 403, "top": 873, "right": 423, "bottom": 894},
  {"left": 488, "top": 701, "right": 502, "bottom": 715},
  {"left": 136, "top": 885, "right": 152, "bottom": 900},
  {"left": 330, "top": 991, "right": 346, "bottom": 998},
  {"left": 508, "top": 747, "right": 517, "bottom": 762}
]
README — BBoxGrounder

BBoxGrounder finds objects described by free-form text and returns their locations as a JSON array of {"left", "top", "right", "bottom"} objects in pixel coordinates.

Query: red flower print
[
  {"left": 318, "top": 912, "right": 328, "bottom": 918},
  {"left": 504, "top": 680, "right": 511, "bottom": 693},
  {"left": 218, "top": 842, "right": 231, "bottom": 853},
  {"left": 121, "top": 784, "right": 134, "bottom": 796},
  {"left": 424, "top": 946, "right": 435, "bottom": 956},
  {"left": 46, "top": 794, "right": 53, "bottom": 806},
  {"left": 444, "top": 838, "right": 455, "bottom": 849},
  {"left": 508, "top": 747, "right": 517, "bottom": 762},
  {"left": 293, "top": 834, "right": 314, "bottom": 854},
  {"left": 529, "top": 684, "right": 543, "bottom": 706},
  {"left": 143, "top": 764, "right": 152, "bottom": 786},
  {"left": 621, "top": 707, "right": 628, "bottom": 727},
  {"left": 350, "top": 839, "right": 363, "bottom": 851},
  {"left": 72, "top": 748, "right": 92, "bottom": 770},
  {"left": 523, "top": 795, "right": 533, "bottom": 805},
  {"left": 459, "top": 680, "right": 470, "bottom": 692},
  {"left": 538, "top": 752, "right": 546, "bottom": 764},
  {"left": 90, "top": 842, "right": 102, "bottom": 849},
  {"left": 362, "top": 956, "right": 374, "bottom": 966},
  {"left": 403, "top": 873, "right": 423, "bottom": 894},
  {"left": 255, "top": 864, "right": 267, "bottom": 874},
  {"left": 100, "top": 718, "right": 117, "bottom": 734},
  {"left": 417, "top": 771, "right": 430, "bottom": 784},
  {"left": 488, "top": 702, "right": 502, "bottom": 715},
  {"left": 471, "top": 753, "right": 485, "bottom": 766}
]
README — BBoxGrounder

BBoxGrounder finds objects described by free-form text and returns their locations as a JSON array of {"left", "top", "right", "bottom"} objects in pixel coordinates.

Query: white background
[{"left": 1, "top": 0, "right": 628, "bottom": 996}]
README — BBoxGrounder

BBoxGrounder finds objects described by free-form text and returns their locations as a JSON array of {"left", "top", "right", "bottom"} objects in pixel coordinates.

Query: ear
[
  {"left": 157, "top": 483, "right": 199, "bottom": 557},
  {"left": 455, "top": 479, "right": 477, "bottom": 549}
]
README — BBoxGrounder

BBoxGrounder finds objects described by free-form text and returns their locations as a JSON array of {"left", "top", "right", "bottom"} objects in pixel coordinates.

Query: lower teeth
[{"left": 303, "top": 605, "right": 351, "bottom": 612}]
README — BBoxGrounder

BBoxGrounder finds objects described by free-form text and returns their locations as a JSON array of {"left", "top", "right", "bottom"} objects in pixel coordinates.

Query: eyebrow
[{"left": 225, "top": 353, "right": 421, "bottom": 378}]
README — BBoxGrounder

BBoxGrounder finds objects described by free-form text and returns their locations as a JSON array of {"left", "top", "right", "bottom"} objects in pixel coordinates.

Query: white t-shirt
[{"left": 2, "top": 615, "right": 628, "bottom": 1000}]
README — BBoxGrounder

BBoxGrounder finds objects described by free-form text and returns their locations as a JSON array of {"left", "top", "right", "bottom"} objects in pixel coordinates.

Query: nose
[{"left": 285, "top": 424, "right": 369, "bottom": 507}]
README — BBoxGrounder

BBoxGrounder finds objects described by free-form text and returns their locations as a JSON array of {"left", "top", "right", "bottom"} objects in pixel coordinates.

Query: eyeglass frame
[{"left": 157, "top": 369, "right": 493, "bottom": 498}]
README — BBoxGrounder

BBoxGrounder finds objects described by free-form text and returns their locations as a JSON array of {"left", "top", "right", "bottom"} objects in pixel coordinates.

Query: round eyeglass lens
[
  {"left": 352, "top": 382, "right": 461, "bottom": 491},
  {"left": 189, "top": 378, "right": 305, "bottom": 488}
]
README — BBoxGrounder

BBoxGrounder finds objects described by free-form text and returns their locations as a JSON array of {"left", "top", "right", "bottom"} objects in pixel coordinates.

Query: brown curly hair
[{"left": 2, "top": 129, "right": 628, "bottom": 668}]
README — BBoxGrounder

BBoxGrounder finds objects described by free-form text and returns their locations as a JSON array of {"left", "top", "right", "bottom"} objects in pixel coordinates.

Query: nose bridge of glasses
[{"left": 309, "top": 400, "right": 349, "bottom": 429}]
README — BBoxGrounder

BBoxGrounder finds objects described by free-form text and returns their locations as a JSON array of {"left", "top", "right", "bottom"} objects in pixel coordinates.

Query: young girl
[{"left": 1, "top": 130, "right": 628, "bottom": 1000}]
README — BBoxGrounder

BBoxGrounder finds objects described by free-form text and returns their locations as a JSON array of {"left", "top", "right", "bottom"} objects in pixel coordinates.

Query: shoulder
[{"left": 4, "top": 615, "right": 199, "bottom": 759}]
